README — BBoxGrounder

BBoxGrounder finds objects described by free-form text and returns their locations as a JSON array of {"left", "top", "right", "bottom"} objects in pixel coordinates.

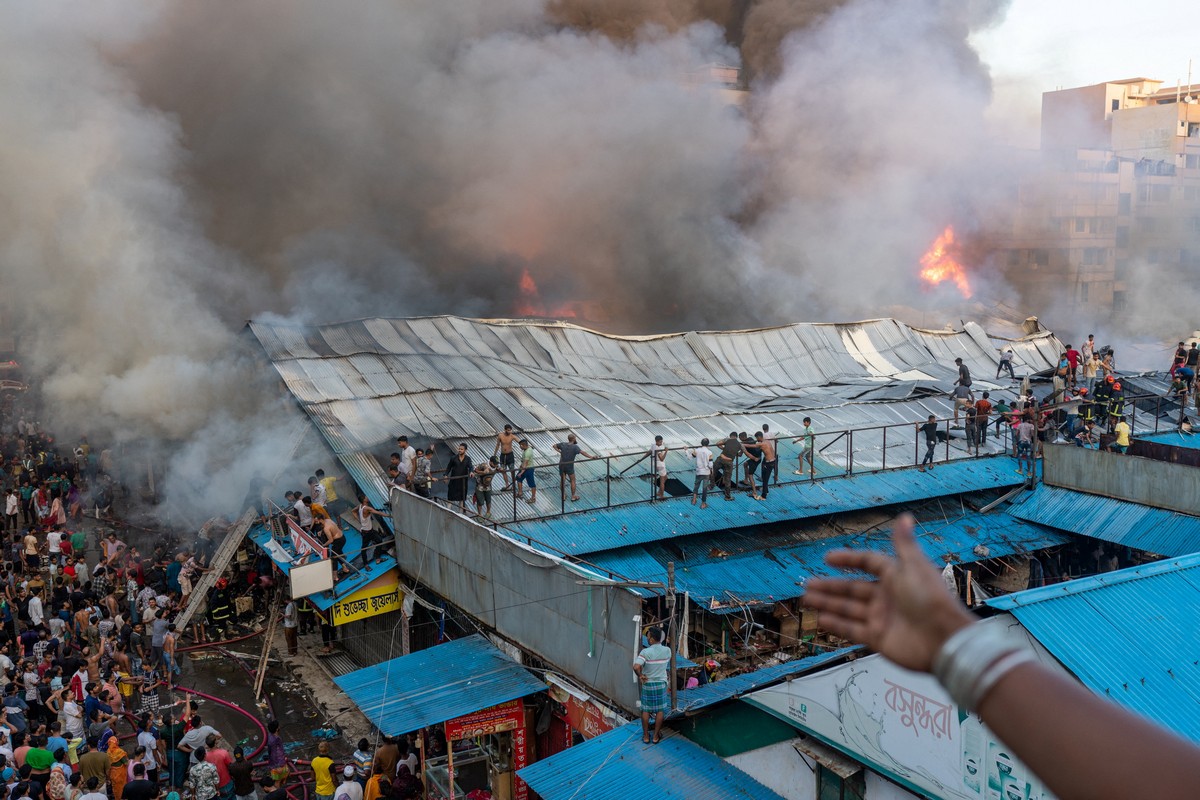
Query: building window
[
  {"left": 1007, "top": 249, "right": 1022, "bottom": 267},
  {"left": 1075, "top": 218, "right": 1086, "bottom": 233},
  {"left": 1116, "top": 226, "right": 1130, "bottom": 247},
  {"left": 1136, "top": 217, "right": 1158, "bottom": 233},
  {"left": 1114, "top": 290, "right": 1126, "bottom": 312},
  {"left": 1115, "top": 258, "right": 1129, "bottom": 279},
  {"left": 1119, "top": 192, "right": 1132, "bottom": 214},
  {"left": 1112, "top": 98, "right": 1120, "bottom": 112},
  {"left": 1080, "top": 282, "right": 1090, "bottom": 303},
  {"left": 1186, "top": 154, "right": 1200, "bottom": 170},
  {"left": 1081, "top": 247, "right": 1107, "bottom": 265},
  {"left": 817, "top": 765, "right": 865, "bottom": 800}
]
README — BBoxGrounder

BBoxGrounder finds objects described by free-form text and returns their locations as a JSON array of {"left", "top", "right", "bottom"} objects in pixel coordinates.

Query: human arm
[{"left": 803, "top": 514, "right": 1200, "bottom": 800}]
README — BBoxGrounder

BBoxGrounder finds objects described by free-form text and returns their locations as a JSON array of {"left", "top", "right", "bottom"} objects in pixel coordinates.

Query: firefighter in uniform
[
  {"left": 207, "top": 577, "right": 234, "bottom": 640},
  {"left": 1107, "top": 381, "right": 1125, "bottom": 432}
]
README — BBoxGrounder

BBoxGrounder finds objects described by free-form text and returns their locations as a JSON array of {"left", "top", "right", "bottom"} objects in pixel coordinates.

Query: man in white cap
[{"left": 335, "top": 765, "right": 364, "bottom": 800}]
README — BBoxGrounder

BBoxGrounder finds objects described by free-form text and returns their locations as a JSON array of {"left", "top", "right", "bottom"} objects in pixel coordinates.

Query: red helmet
[
  {"left": 216, "top": 578, "right": 229, "bottom": 589},
  {"left": 1077, "top": 387, "right": 1088, "bottom": 395},
  {"left": 1113, "top": 382, "right": 1122, "bottom": 391},
  {"left": 1106, "top": 375, "right": 1115, "bottom": 383}
]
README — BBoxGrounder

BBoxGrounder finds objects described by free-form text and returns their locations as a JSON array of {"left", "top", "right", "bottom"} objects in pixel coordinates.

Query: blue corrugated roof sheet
[
  {"left": 1139, "top": 430, "right": 1200, "bottom": 450},
  {"left": 1007, "top": 484, "right": 1200, "bottom": 556},
  {"left": 674, "top": 648, "right": 854, "bottom": 714},
  {"left": 510, "top": 458, "right": 1024, "bottom": 556},
  {"left": 585, "top": 512, "right": 1067, "bottom": 610},
  {"left": 334, "top": 635, "right": 546, "bottom": 735},
  {"left": 987, "top": 553, "right": 1200, "bottom": 742},
  {"left": 517, "top": 723, "right": 788, "bottom": 800}
]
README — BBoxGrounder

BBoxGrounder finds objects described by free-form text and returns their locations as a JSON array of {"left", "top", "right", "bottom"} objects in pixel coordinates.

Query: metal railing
[
  {"left": 431, "top": 418, "right": 1016, "bottom": 525},
  {"left": 407, "top": 389, "right": 1187, "bottom": 527}
]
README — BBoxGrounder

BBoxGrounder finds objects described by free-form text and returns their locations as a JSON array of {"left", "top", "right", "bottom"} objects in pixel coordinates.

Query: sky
[{"left": 974, "top": 0, "right": 1198, "bottom": 146}]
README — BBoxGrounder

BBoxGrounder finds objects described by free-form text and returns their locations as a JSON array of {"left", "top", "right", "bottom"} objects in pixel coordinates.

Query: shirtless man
[
  {"left": 756, "top": 431, "right": 778, "bottom": 499},
  {"left": 322, "top": 517, "right": 348, "bottom": 577},
  {"left": 492, "top": 425, "right": 519, "bottom": 490}
]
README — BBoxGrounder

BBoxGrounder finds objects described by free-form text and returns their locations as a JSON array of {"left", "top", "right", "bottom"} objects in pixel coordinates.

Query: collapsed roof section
[{"left": 248, "top": 315, "right": 1063, "bottom": 461}]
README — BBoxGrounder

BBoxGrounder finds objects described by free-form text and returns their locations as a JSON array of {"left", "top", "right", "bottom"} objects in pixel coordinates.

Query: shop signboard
[
  {"left": 285, "top": 516, "right": 327, "bottom": 560},
  {"left": 743, "top": 617, "right": 1056, "bottom": 800},
  {"left": 444, "top": 699, "right": 529, "bottom": 800},
  {"left": 330, "top": 570, "right": 402, "bottom": 625}
]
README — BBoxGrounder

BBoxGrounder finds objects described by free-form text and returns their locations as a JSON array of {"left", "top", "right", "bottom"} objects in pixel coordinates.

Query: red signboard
[
  {"left": 512, "top": 718, "right": 529, "bottom": 800},
  {"left": 564, "top": 693, "right": 615, "bottom": 739},
  {"left": 286, "top": 516, "right": 328, "bottom": 560},
  {"left": 444, "top": 699, "right": 524, "bottom": 741}
]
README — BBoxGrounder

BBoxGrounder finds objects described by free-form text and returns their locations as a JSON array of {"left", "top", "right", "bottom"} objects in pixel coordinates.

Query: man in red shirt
[
  {"left": 974, "top": 391, "right": 993, "bottom": 445},
  {"left": 1065, "top": 344, "right": 1081, "bottom": 387}
]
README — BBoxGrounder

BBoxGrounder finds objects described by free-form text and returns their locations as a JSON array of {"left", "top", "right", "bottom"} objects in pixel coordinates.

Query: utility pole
[{"left": 667, "top": 561, "right": 677, "bottom": 711}]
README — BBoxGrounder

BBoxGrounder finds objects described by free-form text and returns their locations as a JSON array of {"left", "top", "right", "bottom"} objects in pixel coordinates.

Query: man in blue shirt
[{"left": 632, "top": 627, "right": 672, "bottom": 744}]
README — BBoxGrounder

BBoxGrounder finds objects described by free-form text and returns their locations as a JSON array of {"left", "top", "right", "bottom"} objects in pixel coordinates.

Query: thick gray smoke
[{"left": 0, "top": 0, "right": 1016, "bottom": 519}]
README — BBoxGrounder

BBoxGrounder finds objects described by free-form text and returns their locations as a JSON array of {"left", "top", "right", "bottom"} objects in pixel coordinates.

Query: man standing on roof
[
  {"left": 713, "top": 433, "right": 740, "bottom": 500},
  {"left": 1015, "top": 415, "right": 1036, "bottom": 477},
  {"left": 951, "top": 382, "right": 974, "bottom": 427},
  {"left": 1171, "top": 342, "right": 1188, "bottom": 379},
  {"left": 688, "top": 439, "right": 712, "bottom": 509},
  {"left": 492, "top": 425, "right": 519, "bottom": 491},
  {"left": 792, "top": 417, "right": 815, "bottom": 477},
  {"left": 1065, "top": 343, "right": 1081, "bottom": 388},
  {"left": 649, "top": 436, "right": 669, "bottom": 501},
  {"left": 757, "top": 431, "right": 778, "bottom": 499},
  {"left": 739, "top": 432, "right": 762, "bottom": 500},
  {"left": 974, "top": 391, "right": 992, "bottom": 445},
  {"left": 1107, "top": 381, "right": 1125, "bottom": 432},
  {"left": 996, "top": 347, "right": 1016, "bottom": 380},
  {"left": 515, "top": 439, "right": 537, "bottom": 505},
  {"left": 954, "top": 357, "right": 972, "bottom": 389},
  {"left": 1081, "top": 333, "right": 1095, "bottom": 365},
  {"left": 633, "top": 627, "right": 671, "bottom": 745},
  {"left": 553, "top": 434, "right": 593, "bottom": 503},
  {"left": 916, "top": 415, "right": 938, "bottom": 472},
  {"left": 444, "top": 444, "right": 473, "bottom": 513},
  {"left": 395, "top": 437, "right": 416, "bottom": 489}
]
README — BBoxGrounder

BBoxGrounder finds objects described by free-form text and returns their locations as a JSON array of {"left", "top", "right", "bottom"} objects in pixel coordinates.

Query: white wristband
[{"left": 933, "top": 623, "right": 1032, "bottom": 711}]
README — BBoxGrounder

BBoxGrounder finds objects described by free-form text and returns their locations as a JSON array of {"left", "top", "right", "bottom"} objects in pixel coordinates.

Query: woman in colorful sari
[{"left": 107, "top": 735, "right": 130, "bottom": 800}]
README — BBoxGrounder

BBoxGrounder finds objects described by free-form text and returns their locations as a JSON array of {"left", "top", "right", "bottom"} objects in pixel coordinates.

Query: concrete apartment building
[{"left": 999, "top": 78, "right": 1200, "bottom": 313}]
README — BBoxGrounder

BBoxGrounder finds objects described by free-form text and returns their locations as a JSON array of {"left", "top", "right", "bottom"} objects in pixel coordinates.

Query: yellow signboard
[{"left": 331, "top": 570, "right": 402, "bottom": 626}]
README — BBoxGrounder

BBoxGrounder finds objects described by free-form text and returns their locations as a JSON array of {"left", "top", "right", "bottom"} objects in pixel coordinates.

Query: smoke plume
[{"left": 0, "top": 0, "right": 1020, "bottom": 518}]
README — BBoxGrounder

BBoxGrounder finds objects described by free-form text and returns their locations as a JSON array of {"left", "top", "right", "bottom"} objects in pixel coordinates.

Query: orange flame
[
  {"left": 919, "top": 226, "right": 972, "bottom": 298},
  {"left": 514, "top": 268, "right": 579, "bottom": 319}
]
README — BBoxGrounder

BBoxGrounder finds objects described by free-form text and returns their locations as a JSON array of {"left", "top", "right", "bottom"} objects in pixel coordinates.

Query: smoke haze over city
[{"left": 0, "top": 0, "right": 1194, "bottom": 516}]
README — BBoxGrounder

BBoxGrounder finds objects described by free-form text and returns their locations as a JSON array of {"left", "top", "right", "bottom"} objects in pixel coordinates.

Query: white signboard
[
  {"left": 744, "top": 617, "right": 1055, "bottom": 800},
  {"left": 290, "top": 558, "right": 335, "bottom": 599}
]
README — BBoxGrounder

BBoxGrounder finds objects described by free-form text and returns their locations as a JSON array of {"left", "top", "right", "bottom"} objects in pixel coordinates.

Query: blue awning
[
  {"left": 334, "top": 634, "right": 546, "bottom": 736},
  {"left": 518, "top": 723, "right": 788, "bottom": 800}
]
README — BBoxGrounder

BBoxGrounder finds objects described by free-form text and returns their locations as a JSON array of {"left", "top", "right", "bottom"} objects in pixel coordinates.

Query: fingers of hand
[
  {"left": 810, "top": 610, "right": 869, "bottom": 646},
  {"left": 824, "top": 548, "right": 893, "bottom": 577}
]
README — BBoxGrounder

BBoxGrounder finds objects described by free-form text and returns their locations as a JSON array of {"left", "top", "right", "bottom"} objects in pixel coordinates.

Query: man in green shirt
[
  {"left": 71, "top": 529, "right": 87, "bottom": 556},
  {"left": 515, "top": 439, "right": 537, "bottom": 504}
]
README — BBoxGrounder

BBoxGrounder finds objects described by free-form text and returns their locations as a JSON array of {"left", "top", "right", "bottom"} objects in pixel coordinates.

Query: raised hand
[{"left": 803, "top": 513, "right": 974, "bottom": 672}]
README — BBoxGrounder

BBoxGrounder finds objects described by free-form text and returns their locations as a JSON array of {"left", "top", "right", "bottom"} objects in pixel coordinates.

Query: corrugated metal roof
[
  {"left": 987, "top": 553, "right": 1200, "bottom": 742},
  {"left": 674, "top": 648, "right": 855, "bottom": 714},
  {"left": 1139, "top": 430, "right": 1200, "bottom": 449},
  {"left": 516, "top": 722, "right": 788, "bottom": 800},
  {"left": 1007, "top": 484, "right": 1200, "bottom": 556},
  {"left": 584, "top": 511, "right": 1068, "bottom": 609},
  {"left": 333, "top": 634, "right": 546, "bottom": 736},
  {"left": 248, "top": 316, "right": 1062, "bottom": 460},
  {"left": 509, "top": 459, "right": 1026, "bottom": 556}
]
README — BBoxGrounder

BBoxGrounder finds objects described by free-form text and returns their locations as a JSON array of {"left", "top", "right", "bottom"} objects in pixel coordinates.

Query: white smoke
[{"left": 1, "top": 0, "right": 1028, "bottom": 519}]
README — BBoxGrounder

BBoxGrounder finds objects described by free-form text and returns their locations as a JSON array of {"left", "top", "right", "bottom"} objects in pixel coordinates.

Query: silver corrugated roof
[{"left": 249, "top": 316, "right": 1063, "bottom": 466}]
